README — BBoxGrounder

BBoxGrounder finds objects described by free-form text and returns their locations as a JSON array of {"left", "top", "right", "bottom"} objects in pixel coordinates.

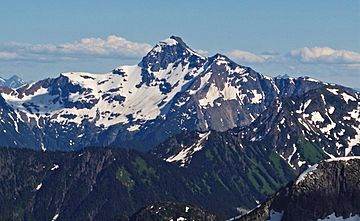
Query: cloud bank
[
  {"left": 225, "top": 47, "right": 360, "bottom": 74},
  {"left": 289, "top": 47, "right": 360, "bottom": 64},
  {"left": 226, "top": 50, "right": 270, "bottom": 63},
  {"left": 0, "top": 51, "right": 18, "bottom": 60},
  {"left": 0, "top": 35, "right": 152, "bottom": 61},
  {"left": 0, "top": 36, "right": 359, "bottom": 80}
]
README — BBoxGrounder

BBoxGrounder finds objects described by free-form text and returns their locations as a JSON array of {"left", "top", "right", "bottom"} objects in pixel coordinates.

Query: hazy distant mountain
[{"left": 0, "top": 75, "right": 27, "bottom": 88}]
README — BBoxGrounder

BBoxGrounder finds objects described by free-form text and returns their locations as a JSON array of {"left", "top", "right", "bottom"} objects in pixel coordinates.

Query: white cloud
[
  {"left": 226, "top": 50, "right": 271, "bottom": 63},
  {"left": 290, "top": 47, "right": 360, "bottom": 64},
  {"left": 0, "top": 35, "right": 152, "bottom": 61},
  {"left": 58, "top": 35, "right": 152, "bottom": 57},
  {"left": 194, "top": 49, "right": 210, "bottom": 57},
  {"left": 344, "top": 64, "right": 360, "bottom": 70},
  {"left": 0, "top": 51, "right": 18, "bottom": 60}
]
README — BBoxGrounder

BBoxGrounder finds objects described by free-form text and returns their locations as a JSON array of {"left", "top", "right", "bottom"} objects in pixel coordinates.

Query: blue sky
[{"left": 0, "top": 0, "right": 359, "bottom": 87}]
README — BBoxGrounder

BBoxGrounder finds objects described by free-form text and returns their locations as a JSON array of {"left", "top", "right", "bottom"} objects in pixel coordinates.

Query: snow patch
[
  {"left": 304, "top": 99, "right": 312, "bottom": 111},
  {"left": 325, "top": 156, "right": 360, "bottom": 163},
  {"left": 287, "top": 144, "right": 297, "bottom": 168},
  {"left": 319, "top": 120, "right": 336, "bottom": 135},
  {"left": 160, "top": 38, "right": 178, "bottom": 46},
  {"left": 198, "top": 84, "right": 222, "bottom": 107},
  {"left": 251, "top": 90, "right": 263, "bottom": 104},
  {"left": 51, "top": 213, "right": 59, "bottom": 221},
  {"left": 310, "top": 112, "right": 325, "bottom": 123},
  {"left": 51, "top": 164, "right": 59, "bottom": 171},
  {"left": 40, "top": 143, "right": 46, "bottom": 152},
  {"left": 296, "top": 164, "right": 319, "bottom": 184},
  {"left": 35, "top": 183, "right": 42, "bottom": 191},
  {"left": 298, "top": 159, "right": 306, "bottom": 167},
  {"left": 327, "top": 88, "right": 339, "bottom": 95},
  {"left": 166, "top": 131, "right": 211, "bottom": 167},
  {"left": 127, "top": 124, "right": 141, "bottom": 132},
  {"left": 341, "top": 92, "right": 356, "bottom": 104}
]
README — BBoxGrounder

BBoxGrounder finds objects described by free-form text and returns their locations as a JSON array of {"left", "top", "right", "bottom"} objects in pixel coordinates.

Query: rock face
[
  {"left": 129, "top": 201, "right": 221, "bottom": 221},
  {"left": 0, "top": 36, "right": 358, "bottom": 155},
  {"left": 236, "top": 157, "right": 360, "bottom": 221}
]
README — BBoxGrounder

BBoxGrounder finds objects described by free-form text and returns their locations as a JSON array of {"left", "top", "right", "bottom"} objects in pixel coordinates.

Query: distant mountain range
[
  {"left": 0, "top": 75, "right": 27, "bottom": 88},
  {"left": 0, "top": 36, "right": 359, "bottom": 220}
]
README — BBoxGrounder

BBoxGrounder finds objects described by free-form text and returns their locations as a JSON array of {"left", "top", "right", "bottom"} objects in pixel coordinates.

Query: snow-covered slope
[{"left": 1, "top": 37, "right": 206, "bottom": 130}]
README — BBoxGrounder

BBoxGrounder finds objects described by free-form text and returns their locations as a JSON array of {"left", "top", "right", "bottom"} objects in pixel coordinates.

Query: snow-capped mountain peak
[
  {"left": 139, "top": 36, "right": 207, "bottom": 74},
  {"left": 158, "top": 35, "right": 205, "bottom": 58},
  {"left": 0, "top": 37, "right": 211, "bottom": 148}
]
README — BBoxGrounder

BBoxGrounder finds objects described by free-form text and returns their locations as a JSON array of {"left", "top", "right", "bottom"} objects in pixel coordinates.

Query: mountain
[
  {"left": 0, "top": 36, "right": 359, "bottom": 221},
  {"left": 0, "top": 75, "right": 27, "bottom": 88},
  {"left": 236, "top": 157, "right": 360, "bottom": 221},
  {"left": 0, "top": 36, "right": 358, "bottom": 154}
]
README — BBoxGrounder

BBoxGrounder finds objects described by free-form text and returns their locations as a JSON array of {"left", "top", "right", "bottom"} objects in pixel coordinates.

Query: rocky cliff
[{"left": 236, "top": 157, "right": 360, "bottom": 221}]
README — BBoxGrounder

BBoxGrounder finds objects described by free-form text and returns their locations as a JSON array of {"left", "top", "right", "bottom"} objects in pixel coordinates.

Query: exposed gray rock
[{"left": 236, "top": 157, "right": 360, "bottom": 221}]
